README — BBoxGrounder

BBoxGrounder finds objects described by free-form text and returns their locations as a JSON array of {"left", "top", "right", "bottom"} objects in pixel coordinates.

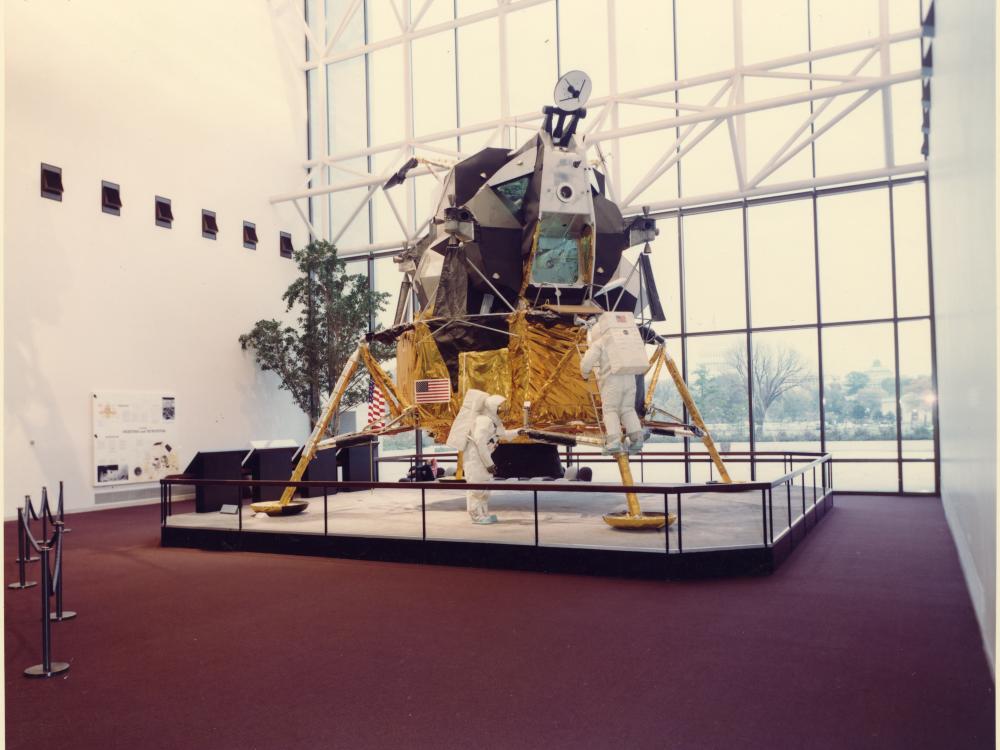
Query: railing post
[
  {"left": 664, "top": 494, "right": 669, "bottom": 554},
  {"left": 533, "top": 490, "right": 539, "bottom": 547},
  {"left": 421, "top": 486, "right": 426, "bottom": 541},
  {"left": 760, "top": 489, "right": 767, "bottom": 547},
  {"left": 24, "top": 530, "right": 69, "bottom": 678},
  {"left": 9, "top": 508, "right": 37, "bottom": 590},
  {"left": 324, "top": 487, "right": 329, "bottom": 537},
  {"left": 768, "top": 488, "right": 774, "bottom": 544},
  {"left": 676, "top": 493, "right": 683, "bottom": 553},
  {"left": 801, "top": 471, "right": 807, "bottom": 524},
  {"left": 786, "top": 479, "right": 792, "bottom": 532}
]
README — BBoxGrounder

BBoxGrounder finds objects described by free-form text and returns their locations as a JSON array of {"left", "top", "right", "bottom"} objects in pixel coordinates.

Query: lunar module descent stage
[{"left": 253, "top": 72, "right": 734, "bottom": 529}]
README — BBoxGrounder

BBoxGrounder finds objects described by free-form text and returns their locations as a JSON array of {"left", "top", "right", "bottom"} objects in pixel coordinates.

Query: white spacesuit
[
  {"left": 580, "top": 329, "right": 645, "bottom": 454},
  {"left": 461, "top": 394, "right": 519, "bottom": 524}
]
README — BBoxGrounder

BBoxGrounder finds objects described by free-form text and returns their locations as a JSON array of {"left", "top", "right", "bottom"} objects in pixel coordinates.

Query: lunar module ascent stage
[{"left": 253, "top": 72, "right": 734, "bottom": 528}]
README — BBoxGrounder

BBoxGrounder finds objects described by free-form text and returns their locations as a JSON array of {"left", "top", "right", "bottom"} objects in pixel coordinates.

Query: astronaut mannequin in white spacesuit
[
  {"left": 461, "top": 393, "right": 519, "bottom": 524},
  {"left": 580, "top": 318, "right": 646, "bottom": 455}
]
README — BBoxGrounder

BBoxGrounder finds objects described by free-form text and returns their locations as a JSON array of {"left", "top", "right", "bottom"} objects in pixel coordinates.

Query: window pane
[
  {"left": 742, "top": 0, "right": 808, "bottom": 64},
  {"left": 823, "top": 323, "right": 898, "bottom": 459},
  {"left": 368, "top": 46, "right": 406, "bottom": 146},
  {"left": 817, "top": 189, "right": 893, "bottom": 322},
  {"left": 643, "top": 340, "right": 686, "bottom": 458},
  {"left": 903, "top": 462, "right": 935, "bottom": 493},
  {"left": 505, "top": 2, "right": 557, "bottom": 117},
  {"left": 898, "top": 320, "right": 935, "bottom": 456},
  {"left": 648, "top": 339, "right": 685, "bottom": 429},
  {"left": 810, "top": 0, "right": 879, "bottom": 51},
  {"left": 751, "top": 329, "right": 820, "bottom": 451},
  {"left": 892, "top": 181, "right": 930, "bottom": 317},
  {"left": 832, "top": 461, "right": 899, "bottom": 492},
  {"left": 682, "top": 209, "right": 746, "bottom": 332},
  {"left": 616, "top": 0, "right": 673, "bottom": 91},
  {"left": 457, "top": 19, "right": 500, "bottom": 126},
  {"left": 676, "top": 0, "right": 733, "bottom": 79},
  {"left": 648, "top": 216, "right": 681, "bottom": 336},
  {"left": 325, "top": 0, "right": 365, "bottom": 53},
  {"left": 412, "top": 31, "right": 457, "bottom": 138},
  {"left": 686, "top": 333, "right": 750, "bottom": 451},
  {"left": 743, "top": 73, "right": 815, "bottom": 187},
  {"left": 327, "top": 58, "right": 368, "bottom": 154},
  {"left": 558, "top": 0, "right": 609, "bottom": 101},
  {"left": 748, "top": 198, "right": 816, "bottom": 327}
]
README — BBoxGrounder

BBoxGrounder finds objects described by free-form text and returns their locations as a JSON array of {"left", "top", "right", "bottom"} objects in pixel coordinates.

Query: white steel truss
[{"left": 268, "top": 0, "right": 928, "bottom": 257}]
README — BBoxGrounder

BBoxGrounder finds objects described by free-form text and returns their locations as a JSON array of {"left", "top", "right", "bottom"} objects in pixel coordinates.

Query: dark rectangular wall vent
[
  {"left": 41, "top": 164, "right": 63, "bottom": 201},
  {"left": 155, "top": 196, "right": 173, "bottom": 228},
  {"left": 202, "top": 209, "right": 218, "bottom": 240},
  {"left": 243, "top": 221, "right": 258, "bottom": 250},
  {"left": 101, "top": 181, "right": 122, "bottom": 215},
  {"left": 279, "top": 231, "right": 294, "bottom": 258}
]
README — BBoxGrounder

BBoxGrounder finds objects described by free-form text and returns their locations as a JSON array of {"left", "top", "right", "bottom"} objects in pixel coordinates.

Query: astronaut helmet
[{"left": 484, "top": 394, "right": 505, "bottom": 415}]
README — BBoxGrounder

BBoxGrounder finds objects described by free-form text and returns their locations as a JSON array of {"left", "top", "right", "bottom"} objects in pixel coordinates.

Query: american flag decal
[
  {"left": 366, "top": 379, "right": 385, "bottom": 430},
  {"left": 414, "top": 378, "right": 451, "bottom": 404}
]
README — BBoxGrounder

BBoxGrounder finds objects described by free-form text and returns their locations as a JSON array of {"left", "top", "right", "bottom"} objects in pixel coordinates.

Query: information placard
[{"left": 92, "top": 391, "right": 180, "bottom": 486}]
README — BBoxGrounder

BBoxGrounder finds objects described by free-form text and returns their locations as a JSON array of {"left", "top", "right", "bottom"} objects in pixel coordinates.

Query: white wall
[
  {"left": 928, "top": 0, "right": 996, "bottom": 671},
  {"left": 4, "top": 1, "right": 312, "bottom": 512}
]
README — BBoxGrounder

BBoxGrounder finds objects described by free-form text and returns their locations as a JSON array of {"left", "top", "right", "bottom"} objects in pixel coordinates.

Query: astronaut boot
[
  {"left": 603, "top": 438, "right": 624, "bottom": 455},
  {"left": 473, "top": 514, "right": 498, "bottom": 525},
  {"left": 627, "top": 430, "right": 646, "bottom": 455}
]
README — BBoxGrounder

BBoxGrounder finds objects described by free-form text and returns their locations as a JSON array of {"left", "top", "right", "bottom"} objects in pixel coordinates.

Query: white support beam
[
  {"left": 878, "top": 0, "right": 896, "bottom": 167},
  {"left": 621, "top": 162, "right": 927, "bottom": 216}
]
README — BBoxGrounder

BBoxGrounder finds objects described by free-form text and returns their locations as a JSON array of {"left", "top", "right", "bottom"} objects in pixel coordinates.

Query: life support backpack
[{"left": 445, "top": 389, "right": 488, "bottom": 450}]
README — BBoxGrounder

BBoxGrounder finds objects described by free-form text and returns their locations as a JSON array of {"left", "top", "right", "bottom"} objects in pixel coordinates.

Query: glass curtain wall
[{"left": 303, "top": 0, "right": 936, "bottom": 493}]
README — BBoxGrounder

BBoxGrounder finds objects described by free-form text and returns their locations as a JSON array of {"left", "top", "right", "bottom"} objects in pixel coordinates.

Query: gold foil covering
[
  {"left": 458, "top": 348, "right": 513, "bottom": 422},
  {"left": 508, "top": 311, "right": 600, "bottom": 428},
  {"left": 395, "top": 321, "right": 459, "bottom": 442}
]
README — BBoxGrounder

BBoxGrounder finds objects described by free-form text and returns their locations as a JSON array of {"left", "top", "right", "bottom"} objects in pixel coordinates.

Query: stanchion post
[
  {"left": 9, "top": 508, "right": 38, "bottom": 590},
  {"left": 41, "top": 487, "right": 50, "bottom": 545},
  {"left": 58, "top": 481, "right": 71, "bottom": 533},
  {"left": 17, "top": 495, "right": 39, "bottom": 563},
  {"left": 50, "top": 521, "right": 76, "bottom": 622},
  {"left": 25, "top": 529, "right": 70, "bottom": 678}
]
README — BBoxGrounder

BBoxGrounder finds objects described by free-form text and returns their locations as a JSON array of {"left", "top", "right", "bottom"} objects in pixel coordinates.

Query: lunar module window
[
  {"left": 492, "top": 176, "right": 530, "bottom": 216},
  {"left": 532, "top": 235, "right": 581, "bottom": 285}
]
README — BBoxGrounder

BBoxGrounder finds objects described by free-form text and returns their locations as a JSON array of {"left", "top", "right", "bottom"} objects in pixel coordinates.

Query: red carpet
[{"left": 4, "top": 494, "right": 994, "bottom": 749}]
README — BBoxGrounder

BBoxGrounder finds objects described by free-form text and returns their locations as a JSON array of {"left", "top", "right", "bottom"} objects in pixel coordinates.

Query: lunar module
[{"left": 253, "top": 72, "right": 733, "bottom": 528}]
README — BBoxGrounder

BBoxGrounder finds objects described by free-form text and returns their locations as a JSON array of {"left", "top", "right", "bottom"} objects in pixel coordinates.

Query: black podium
[
  {"left": 243, "top": 447, "right": 298, "bottom": 501},
  {"left": 336, "top": 444, "right": 378, "bottom": 490},
  {"left": 492, "top": 443, "right": 563, "bottom": 479},
  {"left": 183, "top": 451, "right": 247, "bottom": 512},
  {"left": 301, "top": 449, "right": 339, "bottom": 497}
]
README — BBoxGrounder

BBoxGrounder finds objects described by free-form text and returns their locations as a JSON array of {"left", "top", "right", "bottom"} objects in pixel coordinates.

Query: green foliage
[{"left": 239, "top": 240, "right": 390, "bottom": 428}]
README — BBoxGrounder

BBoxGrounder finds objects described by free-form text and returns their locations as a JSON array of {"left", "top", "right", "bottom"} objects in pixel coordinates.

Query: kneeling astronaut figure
[
  {"left": 580, "top": 312, "right": 650, "bottom": 454},
  {"left": 447, "top": 390, "right": 520, "bottom": 524}
]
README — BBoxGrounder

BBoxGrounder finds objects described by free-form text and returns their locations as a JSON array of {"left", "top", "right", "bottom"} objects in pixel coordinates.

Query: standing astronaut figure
[
  {"left": 580, "top": 312, "right": 649, "bottom": 454},
  {"left": 446, "top": 390, "right": 520, "bottom": 524}
]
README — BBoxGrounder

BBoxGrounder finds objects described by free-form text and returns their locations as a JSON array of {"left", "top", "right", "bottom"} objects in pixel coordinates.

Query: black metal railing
[{"left": 161, "top": 451, "right": 833, "bottom": 555}]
